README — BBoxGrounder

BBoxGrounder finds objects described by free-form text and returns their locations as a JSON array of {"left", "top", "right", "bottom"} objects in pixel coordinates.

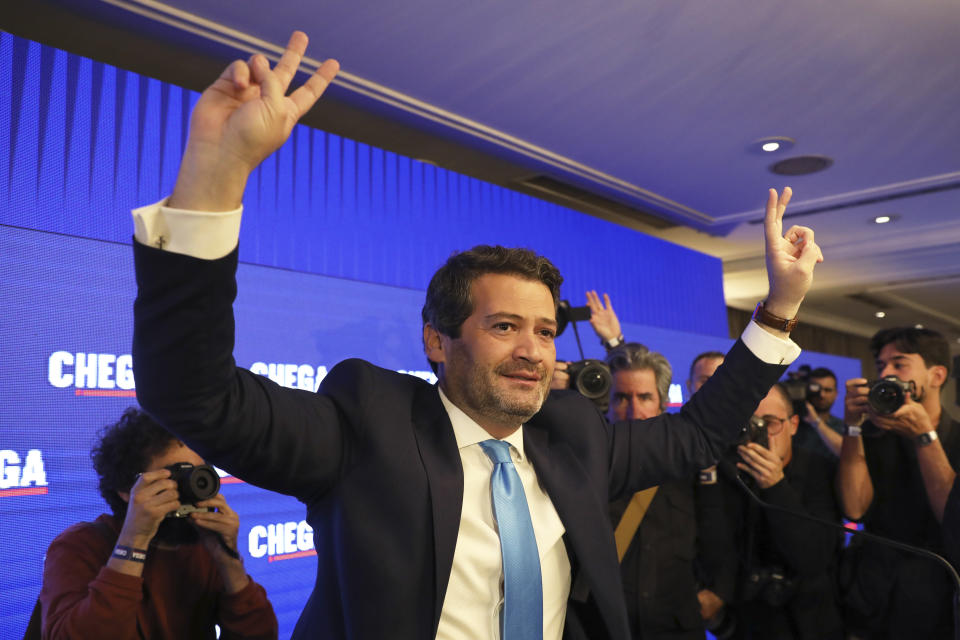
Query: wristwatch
[
  {"left": 916, "top": 430, "right": 939, "bottom": 447},
  {"left": 845, "top": 424, "right": 862, "bottom": 437},
  {"left": 602, "top": 334, "right": 625, "bottom": 350},
  {"left": 752, "top": 301, "right": 799, "bottom": 332}
]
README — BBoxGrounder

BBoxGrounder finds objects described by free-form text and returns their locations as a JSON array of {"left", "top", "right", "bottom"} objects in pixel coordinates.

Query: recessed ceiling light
[
  {"left": 915, "top": 324, "right": 924, "bottom": 329},
  {"left": 875, "top": 311, "right": 886, "bottom": 318},
  {"left": 748, "top": 137, "right": 795, "bottom": 155},
  {"left": 873, "top": 214, "right": 899, "bottom": 224}
]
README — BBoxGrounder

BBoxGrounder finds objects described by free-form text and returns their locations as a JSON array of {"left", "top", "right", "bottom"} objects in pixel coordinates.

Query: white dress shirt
[{"left": 435, "top": 388, "right": 570, "bottom": 640}]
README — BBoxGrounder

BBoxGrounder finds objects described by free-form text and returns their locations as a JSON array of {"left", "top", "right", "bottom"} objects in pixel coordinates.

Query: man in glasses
[{"left": 722, "top": 383, "right": 844, "bottom": 639}]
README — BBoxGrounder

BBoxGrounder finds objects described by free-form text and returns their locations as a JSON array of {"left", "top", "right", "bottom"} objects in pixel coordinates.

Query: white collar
[{"left": 437, "top": 386, "right": 527, "bottom": 462}]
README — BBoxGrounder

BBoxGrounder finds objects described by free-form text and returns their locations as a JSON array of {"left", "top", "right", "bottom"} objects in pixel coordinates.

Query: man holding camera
[
  {"left": 837, "top": 327, "right": 959, "bottom": 639},
  {"left": 553, "top": 309, "right": 735, "bottom": 640},
  {"left": 600, "top": 344, "right": 730, "bottom": 640},
  {"left": 722, "top": 383, "right": 844, "bottom": 639},
  {"left": 38, "top": 408, "right": 277, "bottom": 639},
  {"left": 797, "top": 367, "right": 845, "bottom": 457}
]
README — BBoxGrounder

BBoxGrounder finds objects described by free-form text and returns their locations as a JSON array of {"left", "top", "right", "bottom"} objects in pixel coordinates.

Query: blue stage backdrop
[{"left": 0, "top": 31, "right": 860, "bottom": 638}]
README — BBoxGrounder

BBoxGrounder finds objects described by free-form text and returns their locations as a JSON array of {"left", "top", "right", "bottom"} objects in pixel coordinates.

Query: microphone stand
[{"left": 719, "top": 460, "right": 960, "bottom": 640}]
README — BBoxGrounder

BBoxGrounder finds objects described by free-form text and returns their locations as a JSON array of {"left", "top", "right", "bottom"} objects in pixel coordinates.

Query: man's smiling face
[{"left": 434, "top": 273, "right": 557, "bottom": 437}]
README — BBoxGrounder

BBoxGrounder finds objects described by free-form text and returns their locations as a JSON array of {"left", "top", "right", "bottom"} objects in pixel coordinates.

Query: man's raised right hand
[{"left": 169, "top": 31, "right": 340, "bottom": 212}]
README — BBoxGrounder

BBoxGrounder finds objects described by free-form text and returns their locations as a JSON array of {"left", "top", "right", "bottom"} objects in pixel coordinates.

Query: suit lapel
[
  {"left": 411, "top": 385, "right": 463, "bottom": 635},
  {"left": 524, "top": 423, "right": 628, "bottom": 637}
]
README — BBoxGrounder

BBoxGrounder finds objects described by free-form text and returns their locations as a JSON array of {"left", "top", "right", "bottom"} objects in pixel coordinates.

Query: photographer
[
  {"left": 837, "top": 327, "right": 959, "bottom": 639},
  {"left": 797, "top": 367, "right": 844, "bottom": 458},
  {"left": 551, "top": 290, "right": 625, "bottom": 392},
  {"left": 723, "top": 383, "right": 844, "bottom": 640},
  {"left": 39, "top": 408, "right": 277, "bottom": 639},
  {"left": 602, "top": 343, "right": 731, "bottom": 640}
]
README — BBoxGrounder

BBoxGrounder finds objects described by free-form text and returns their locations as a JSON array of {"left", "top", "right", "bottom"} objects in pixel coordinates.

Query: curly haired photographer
[{"left": 38, "top": 408, "right": 277, "bottom": 639}]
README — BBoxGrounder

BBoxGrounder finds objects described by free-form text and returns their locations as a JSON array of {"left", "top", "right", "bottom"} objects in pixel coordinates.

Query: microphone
[{"left": 718, "top": 457, "right": 960, "bottom": 640}]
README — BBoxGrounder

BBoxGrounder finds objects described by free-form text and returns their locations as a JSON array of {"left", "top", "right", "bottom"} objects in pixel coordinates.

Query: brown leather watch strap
[{"left": 753, "top": 301, "right": 799, "bottom": 332}]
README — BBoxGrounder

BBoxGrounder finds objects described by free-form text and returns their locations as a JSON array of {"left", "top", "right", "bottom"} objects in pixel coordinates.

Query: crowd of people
[
  {"left": 549, "top": 295, "right": 959, "bottom": 640},
  {"left": 31, "top": 30, "right": 960, "bottom": 640}
]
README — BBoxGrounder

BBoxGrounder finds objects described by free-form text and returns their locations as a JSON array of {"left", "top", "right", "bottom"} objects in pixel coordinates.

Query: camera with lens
[
  {"left": 741, "top": 565, "right": 798, "bottom": 607},
  {"left": 555, "top": 300, "right": 614, "bottom": 411},
  {"left": 866, "top": 376, "right": 916, "bottom": 415},
  {"left": 781, "top": 364, "right": 822, "bottom": 417},
  {"left": 735, "top": 415, "right": 769, "bottom": 449},
  {"left": 565, "top": 359, "right": 612, "bottom": 406},
  {"left": 164, "top": 462, "right": 220, "bottom": 518}
]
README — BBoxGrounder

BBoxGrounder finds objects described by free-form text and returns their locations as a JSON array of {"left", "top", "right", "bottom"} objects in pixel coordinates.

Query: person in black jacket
[
  {"left": 724, "top": 383, "right": 844, "bottom": 640},
  {"left": 838, "top": 327, "right": 959, "bottom": 639},
  {"left": 604, "top": 344, "right": 734, "bottom": 640}
]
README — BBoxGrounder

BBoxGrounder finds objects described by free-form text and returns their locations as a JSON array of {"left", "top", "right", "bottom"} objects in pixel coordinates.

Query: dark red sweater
[{"left": 40, "top": 514, "right": 277, "bottom": 639}]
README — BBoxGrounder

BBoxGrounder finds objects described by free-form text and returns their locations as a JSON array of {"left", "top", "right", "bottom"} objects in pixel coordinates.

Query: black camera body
[
  {"left": 736, "top": 415, "right": 769, "bottom": 449},
  {"left": 867, "top": 376, "right": 916, "bottom": 415},
  {"left": 742, "top": 565, "right": 798, "bottom": 607},
  {"left": 555, "top": 300, "right": 613, "bottom": 412},
  {"left": 164, "top": 462, "right": 220, "bottom": 518},
  {"left": 565, "top": 359, "right": 613, "bottom": 409},
  {"left": 781, "top": 364, "right": 822, "bottom": 417}
]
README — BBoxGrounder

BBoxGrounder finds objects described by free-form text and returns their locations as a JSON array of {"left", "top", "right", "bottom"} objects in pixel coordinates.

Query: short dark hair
[
  {"left": 606, "top": 342, "right": 672, "bottom": 412},
  {"left": 688, "top": 350, "right": 725, "bottom": 381},
  {"left": 90, "top": 407, "right": 180, "bottom": 517},
  {"left": 771, "top": 382, "right": 796, "bottom": 418},
  {"left": 421, "top": 245, "right": 563, "bottom": 372},
  {"left": 808, "top": 367, "right": 836, "bottom": 382},
  {"left": 870, "top": 327, "right": 951, "bottom": 375}
]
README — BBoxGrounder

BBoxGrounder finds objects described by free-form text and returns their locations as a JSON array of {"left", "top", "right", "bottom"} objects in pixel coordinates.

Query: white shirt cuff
[
  {"left": 740, "top": 320, "right": 802, "bottom": 365},
  {"left": 131, "top": 197, "right": 242, "bottom": 260}
]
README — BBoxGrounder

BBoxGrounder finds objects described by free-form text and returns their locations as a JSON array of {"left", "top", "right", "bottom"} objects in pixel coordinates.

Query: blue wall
[{"left": 0, "top": 31, "right": 728, "bottom": 337}]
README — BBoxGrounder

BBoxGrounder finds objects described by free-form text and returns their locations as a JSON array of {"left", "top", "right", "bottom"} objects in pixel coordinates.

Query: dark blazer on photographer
[
  {"left": 723, "top": 441, "right": 844, "bottom": 639},
  {"left": 610, "top": 477, "right": 732, "bottom": 640},
  {"left": 131, "top": 241, "right": 787, "bottom": 640}
]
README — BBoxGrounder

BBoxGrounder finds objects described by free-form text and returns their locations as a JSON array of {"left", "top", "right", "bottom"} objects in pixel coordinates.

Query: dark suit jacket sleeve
[
  {"left": 132, "top": 241, "right": 350, "bottom": 501},
  {"left": 606, "top": 339, "right": 787, "bottom": 501}
]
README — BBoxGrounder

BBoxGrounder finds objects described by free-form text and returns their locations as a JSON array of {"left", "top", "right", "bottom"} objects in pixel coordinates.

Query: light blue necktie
[{"left": 480, "top": 439, "right": 543, "bottom": 640}]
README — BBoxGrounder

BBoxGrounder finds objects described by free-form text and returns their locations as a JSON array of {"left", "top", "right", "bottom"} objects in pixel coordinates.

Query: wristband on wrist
[
  {"left": 752, "top": 301, "right": 799, "bottom": 332},
  {"left": 916, "top": 430, "right": 939, "bottom": 447},
  {"left": 112, "top": 545, "right": 148, "bottom": 563},
  {"left": 602, "top": 334, "right": 625, "bottom": 350},
  {"left": 845, "top": 424, "right": 862, "bottom": 437}
]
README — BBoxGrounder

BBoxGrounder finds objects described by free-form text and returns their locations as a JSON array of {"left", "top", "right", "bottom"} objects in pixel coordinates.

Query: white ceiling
[{"left": 13, "top": 0, "right": 960, "bottom": 350}]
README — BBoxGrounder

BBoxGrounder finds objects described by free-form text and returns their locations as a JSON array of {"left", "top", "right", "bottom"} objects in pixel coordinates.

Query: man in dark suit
[{"left": 130, "top": 31, "right": 822, "bottom": 640}]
